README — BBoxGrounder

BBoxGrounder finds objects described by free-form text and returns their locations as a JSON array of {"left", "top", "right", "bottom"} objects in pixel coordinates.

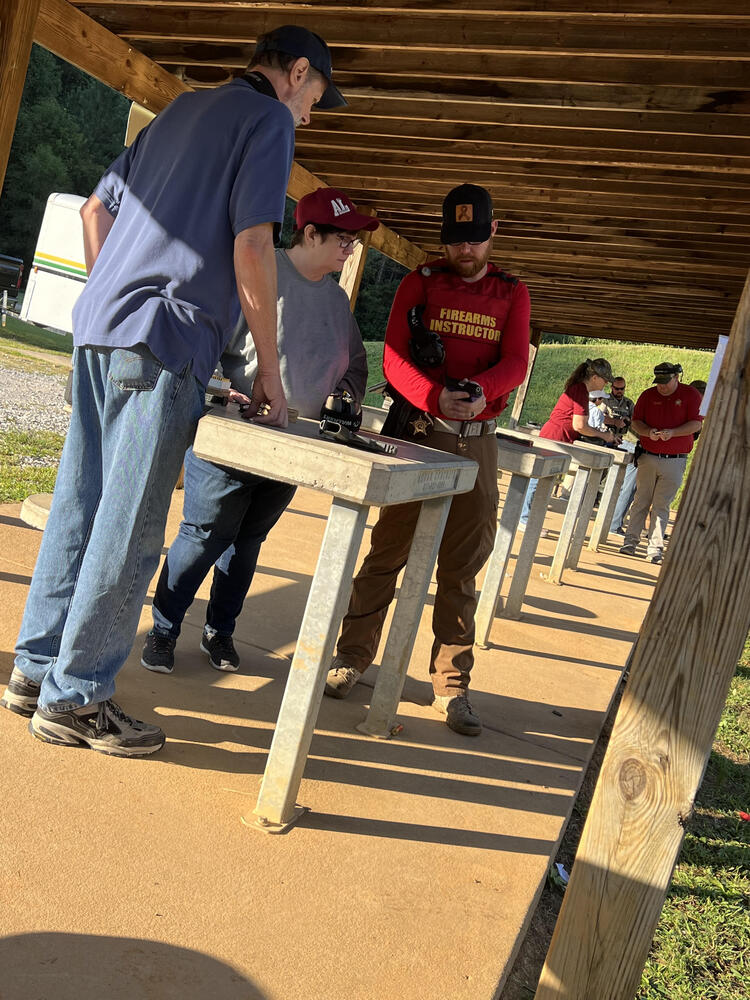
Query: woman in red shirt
[{"left": 520, "top": 357, "right": 615, "bottom": 526}]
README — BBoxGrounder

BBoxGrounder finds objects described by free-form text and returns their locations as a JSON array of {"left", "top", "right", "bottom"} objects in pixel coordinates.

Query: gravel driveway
[{"left": 0, "top": 366, "right": 70, "bottom": 436}]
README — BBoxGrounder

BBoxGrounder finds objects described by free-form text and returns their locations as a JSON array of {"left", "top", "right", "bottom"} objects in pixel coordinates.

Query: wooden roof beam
[{"left": 32, "top": 0, "right": 426, "bottom": 271}]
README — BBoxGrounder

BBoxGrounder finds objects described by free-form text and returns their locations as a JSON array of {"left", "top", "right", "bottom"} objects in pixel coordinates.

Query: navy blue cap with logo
[{"left": 255, "top": 25, "right": 346, "bottom": 110}]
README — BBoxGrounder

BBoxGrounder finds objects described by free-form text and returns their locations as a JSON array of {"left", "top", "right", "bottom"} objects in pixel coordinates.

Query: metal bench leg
[
  {"left": 358, "top": 495, "right": 451, "bottom": 739},
  {"left": 547, "top": 467, "right": 588, "bottom": 585},
  {"left": 589, "top": 463, "right": 625, "bottom": 551},
  {"left": 566, "top": 469, "right": 605, "bottom": 569},
  {"left": 503, "top": 475, "right": 555, "bottom": 619},
  {"left": 248, "top": 498, "right": 368, "bottom": 832},
  {"left": 475, "top": 473, "right": 527, "bottom": 646}
]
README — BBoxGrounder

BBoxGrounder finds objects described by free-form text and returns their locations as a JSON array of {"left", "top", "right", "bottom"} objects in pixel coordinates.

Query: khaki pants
[
  {"left": 336, "top": 428, "right": 499, "bottom": 696},
  {"left": 624, "top": 451, "right": 686, "bottom": 557}
]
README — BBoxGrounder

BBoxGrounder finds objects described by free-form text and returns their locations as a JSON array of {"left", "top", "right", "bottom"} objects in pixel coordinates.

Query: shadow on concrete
[
  {"left": 520, "top": 595, "right": 597, "bottom": 619},
  {"left": 514, "top": 612, "right": 637, "bottom": 644},
  {"left": 0, "top": 514, "right": 28, "bottom": 528},
  {"left": 304, "top": 813, "right": 555, "bottom": 854},
  {"left": 485, "top": 643, "right": 619, "bottom": 672},
  {"left": 0, "top": 571, "right": 32, "bottom": 585},
  {"left": 0, "top": 933, "right": 267, "bottom": 1000}
]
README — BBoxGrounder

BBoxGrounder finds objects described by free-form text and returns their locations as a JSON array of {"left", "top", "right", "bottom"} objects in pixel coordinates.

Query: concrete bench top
[
  {"left": 496, "top": 437, "right": 570, "bottom": 478},
  {"left": 496, "top": 428, "right": 614, "bottom": 471},
  {"left": 516, "top": 425, "right": 633, "bottom": 465},
  {"left": 193, "top": 406, "right": 478, "bottom": 507}
]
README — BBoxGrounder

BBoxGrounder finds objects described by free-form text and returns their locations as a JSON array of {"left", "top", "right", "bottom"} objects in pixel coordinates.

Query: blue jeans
[
  {"left": 15, "top": 345, "right": 204, "bottom": 711},
  {"left": 151, "top": 448, "right": 296, "bottom": 638},
  {"left": 519, "top": 478, "right": 538, "bottom": 525},
  {"left": 610, "top": 461, "right": 637, "bottom": 532}
]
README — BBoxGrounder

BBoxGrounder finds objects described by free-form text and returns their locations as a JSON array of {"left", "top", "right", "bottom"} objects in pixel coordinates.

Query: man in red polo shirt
[{"left": 619, "top": 362, "right": 702, "bottom": 564}]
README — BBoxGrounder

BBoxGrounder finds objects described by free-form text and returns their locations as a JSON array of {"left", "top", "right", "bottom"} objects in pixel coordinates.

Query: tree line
[{"left": 0, "top": 45, "right": 404, "bottom": 342}]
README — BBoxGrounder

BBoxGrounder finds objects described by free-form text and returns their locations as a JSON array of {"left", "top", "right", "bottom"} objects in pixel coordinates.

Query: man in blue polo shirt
[{"left": 1, "top": 26, "right": 345, "bottom": 757}]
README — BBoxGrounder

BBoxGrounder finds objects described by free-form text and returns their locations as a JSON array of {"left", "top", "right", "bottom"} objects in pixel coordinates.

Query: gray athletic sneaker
[
  {"left": 0, "top": 667, "right": 40, "bottom": 718},
  {"left": 29, "top": 700, "right": 166, "bottom": 757},
  {"left": 432, "top": 693, "right": 482, "bottom": 737},
  {"left": 324, "top": 660, "right": 361, "bottom": 699}
]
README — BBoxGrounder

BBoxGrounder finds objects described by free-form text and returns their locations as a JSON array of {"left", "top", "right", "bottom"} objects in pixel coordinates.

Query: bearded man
[{"left": 323, "top": 183, "right": 531, "bottom": 736}]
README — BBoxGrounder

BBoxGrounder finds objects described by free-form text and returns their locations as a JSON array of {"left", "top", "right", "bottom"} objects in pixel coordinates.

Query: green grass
[
  {"left": 0, "top": 314, "right": 74, "bottom": 355},
  {"left": 363, "top": 341, "right": 714, "bottom": 417},
  {"left": 363, "top": 340, "right": 713, "bottom": 505},
  {"left": 0, "top": 315, "right": 73, "bottom": 374},
  {"left": 0, "top": 428, "right": 66, "bottom": 502},
  {"left": 637, "top": 636, "right": 750, "bottom": 1000}
]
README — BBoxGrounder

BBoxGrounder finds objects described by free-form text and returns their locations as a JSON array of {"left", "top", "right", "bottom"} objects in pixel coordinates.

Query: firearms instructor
[
  {"left": 324, "top": 184, "right": 531, "bottom": 736},
  {"left": 1, "top": 26, "right": 345, "bottom": 757}
]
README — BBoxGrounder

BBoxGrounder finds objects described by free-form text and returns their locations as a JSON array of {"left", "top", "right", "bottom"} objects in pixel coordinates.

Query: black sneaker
[
  {"left": 29, "top": 700, "right": 165, "bottom": 757},
  {"left": 649, "top": 553, "right": 663, "bottom": 565},
  {"left": 0, "top": 667, "right": 40, "bottom": 718},
  {"left": 619, "top": 543, "right": 637, "bottom": 556},
  {"left": 432, "top": 693, "right": 482, "bottom": 737},
  {"left": 200, "top": 630, "right": 240, "bottom": 672},
  {"left": 141, "top": 630, "right": 176, "bottom": 674}
]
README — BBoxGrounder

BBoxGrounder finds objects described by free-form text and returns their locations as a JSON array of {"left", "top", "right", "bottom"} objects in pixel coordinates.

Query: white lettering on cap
[{"left": 331, "top": 198, "right": 350, "bottom": 217}]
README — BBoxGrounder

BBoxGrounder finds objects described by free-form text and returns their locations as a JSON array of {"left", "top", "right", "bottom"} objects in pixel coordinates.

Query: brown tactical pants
[{"left": 336, "top": 428, "right": 499, "bottom": 696}]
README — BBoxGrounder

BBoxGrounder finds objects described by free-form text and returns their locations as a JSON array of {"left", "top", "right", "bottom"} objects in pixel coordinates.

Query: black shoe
[
  {"left": 201, "top": 630, "right": 240, "bottom": 672},
  {"left": 649, "top": 553, "right": 663, "bottom": 565},
  {"left": 141, "top": 630, "right": 176, "bottom": 674},
  {"left": 0, "top": 667, "right": 40, "bottom": 717},
  {"left": 613, "top": 526, "right": 626, "bottom": 536},
  {"left": 619, "top": 543, "right": 636, "bottom": 556},
  {"left": 29, "top": 700, "right": 165, "bottom": 757}
]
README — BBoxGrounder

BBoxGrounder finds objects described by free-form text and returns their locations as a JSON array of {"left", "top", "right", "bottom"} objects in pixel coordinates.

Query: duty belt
[{"left": 433, "top": 417, "right": 496, "bottom": 438}]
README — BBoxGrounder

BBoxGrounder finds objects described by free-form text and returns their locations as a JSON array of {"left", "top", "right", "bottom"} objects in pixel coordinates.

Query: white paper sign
[{"left": 700, "top": 334, "right": 728, "bottom": 417}]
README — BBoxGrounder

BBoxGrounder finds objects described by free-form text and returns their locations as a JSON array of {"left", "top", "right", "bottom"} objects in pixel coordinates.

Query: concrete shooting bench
[
  {"left": 192, "top": 406, "right": 478, "bottom": 832},
  {"left": 475, "top": 437, "right": 570, "bottom": 642},
  {"left": 496, "top": 428, "right": 614, "bottom": 585}
]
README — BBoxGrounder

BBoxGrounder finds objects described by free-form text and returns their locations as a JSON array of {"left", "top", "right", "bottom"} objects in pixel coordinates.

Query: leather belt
[
  {"left": 644, "top": 452, "right": 688, "bottom": 459},
  {"left": 432, "top": 417, "right": 496, "bottom": 438}
]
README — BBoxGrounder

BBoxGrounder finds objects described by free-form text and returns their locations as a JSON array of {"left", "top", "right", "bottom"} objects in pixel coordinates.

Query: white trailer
[{"left": 20, "top": 192, "right": 87, "bottom": 334}]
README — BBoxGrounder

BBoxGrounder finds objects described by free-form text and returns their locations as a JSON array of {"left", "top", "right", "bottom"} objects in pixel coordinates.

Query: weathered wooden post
[
  {"left": 534, "top": 270, "right": 750, "bottom": 999},
  {"left": 0, "top": 0, "right": 41, "bottom": 192},
  {"left": 508, "top": 326, "right": 542, "bottom": 428}
]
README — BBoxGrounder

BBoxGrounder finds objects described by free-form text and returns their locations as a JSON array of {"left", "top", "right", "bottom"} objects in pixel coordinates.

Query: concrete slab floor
[{"left": 0, "top": 483, "right": 662, "bottom": 1000}]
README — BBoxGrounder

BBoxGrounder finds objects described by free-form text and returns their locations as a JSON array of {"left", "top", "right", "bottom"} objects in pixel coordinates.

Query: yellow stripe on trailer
[{"left": 36, "top": 251, "right": 86, "bottom": 273}]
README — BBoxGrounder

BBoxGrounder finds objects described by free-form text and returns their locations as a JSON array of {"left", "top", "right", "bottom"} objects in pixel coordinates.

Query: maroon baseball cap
[{"left": 293, "top": 188, "right": 379, "bottom": 232}]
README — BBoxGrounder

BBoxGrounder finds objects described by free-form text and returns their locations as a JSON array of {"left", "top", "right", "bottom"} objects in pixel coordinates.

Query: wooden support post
[
  {"left": 534, "top": 269, "right": 750, "bottom": 1000},
  {"left": 508, "top": 326, "right": 542, "bottom": 429},
  {"left": 0, "top": 0, "right": 41, "bottom": 193},
  {"left": 338, "top": 209, "right": 377, "bottom": 310}
]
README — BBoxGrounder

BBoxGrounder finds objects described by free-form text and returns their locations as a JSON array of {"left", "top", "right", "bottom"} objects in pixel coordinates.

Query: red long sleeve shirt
[{"left": 382, "top": 260, "right": 531, "bottom": 420}]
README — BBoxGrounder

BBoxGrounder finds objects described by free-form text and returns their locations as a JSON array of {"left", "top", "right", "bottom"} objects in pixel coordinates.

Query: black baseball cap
[
  {"left": 653, "top": 362, "right": 681, "bottom": 384},
  {"left": 440, "top": 184, "right": 493, "bottom": 245},
  {"left": 254, "top": 26, "right": 346, "bottom": 109}
]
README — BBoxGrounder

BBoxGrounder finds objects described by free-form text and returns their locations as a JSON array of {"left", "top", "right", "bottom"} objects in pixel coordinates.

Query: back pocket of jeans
[{"left": 108, "top": 347, "right": 164, "bottom": 391}]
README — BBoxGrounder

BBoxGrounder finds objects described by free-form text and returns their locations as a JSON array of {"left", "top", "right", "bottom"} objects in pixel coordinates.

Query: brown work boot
[
  {"left": 432, "top": 693, "right": 482, "bottom": 737},
  {"left": 324, "top": 659, "right": 362, "bottom": 699}
]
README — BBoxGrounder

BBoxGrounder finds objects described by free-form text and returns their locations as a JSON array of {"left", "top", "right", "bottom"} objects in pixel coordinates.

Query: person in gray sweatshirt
[{"left": 141, "top": 188, "right": 376, "bottom": 674}]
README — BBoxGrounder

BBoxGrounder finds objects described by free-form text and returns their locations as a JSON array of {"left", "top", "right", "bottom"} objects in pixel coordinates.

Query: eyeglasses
[
  {"left": 335, "top": 235, "right": 361, "bottom": 251},
  {"left": 446, "top": 240, "right": 486, "bottom": 247}
]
